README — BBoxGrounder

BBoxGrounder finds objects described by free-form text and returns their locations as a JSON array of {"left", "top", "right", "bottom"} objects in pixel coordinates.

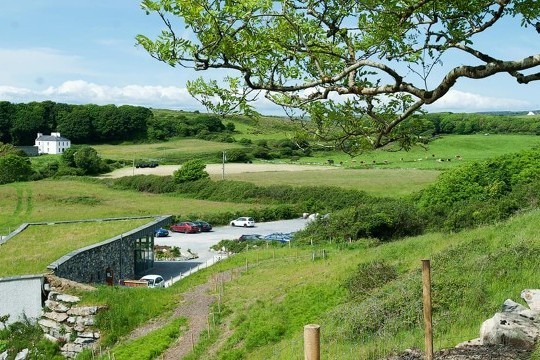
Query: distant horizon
[
  {"left": 2, "top": 98, "right": 539, "bottom": 118},
  {"left": 0, "top": 2, "right": 538, "bottom": 116}
]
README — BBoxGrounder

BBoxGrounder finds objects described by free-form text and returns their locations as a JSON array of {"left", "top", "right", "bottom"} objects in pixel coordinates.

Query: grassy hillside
[
  {"left": 81, "top": 207, "right": 540, "bottom": 359},
  {"left": 92, "top": 138, "right": 243, "bottom": 163},
  {"left": 0, "top": 219, "right": 149, "bottom": 277},
  {"left": 0, "top": 178, "right": 260, "bottom": 234},
  {"left": 293, "top": 134, "right": 540, "bottom": 170}
]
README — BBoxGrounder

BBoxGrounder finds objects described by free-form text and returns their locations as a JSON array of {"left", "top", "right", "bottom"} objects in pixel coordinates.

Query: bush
[
  {"left": 109, "top": 175, "right": 177, "bottom": 193},
  {"left": 0, "top": 154, "right": 33, "bottom": 184},
  {"left": 296, "top": 198, "right": 425, "bottom": 244},
  {"left": 173, "top": 160, "right": 209, "bottom": 183},
  {"left": 346, "top": 261, "right": 398, "bottom": 299}
]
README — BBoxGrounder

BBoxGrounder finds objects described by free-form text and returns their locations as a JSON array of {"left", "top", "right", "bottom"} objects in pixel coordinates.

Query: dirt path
[
  {"left": 122, "top": 272, "right": 234, "bottom": 359},
  {"left": 99, "top": 163, "right": 337, "bottom": 178}
]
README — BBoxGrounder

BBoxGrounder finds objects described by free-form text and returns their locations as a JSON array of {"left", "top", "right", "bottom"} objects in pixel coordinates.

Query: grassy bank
[
  {"left": 0, "top": 178, "right": 259, "bottom": 233},
  {"left": 76, "top": 208, "right": 540, "bottom": 359},
  {"left": 0, "top": 219, "right": 149, "bottom": 277}
]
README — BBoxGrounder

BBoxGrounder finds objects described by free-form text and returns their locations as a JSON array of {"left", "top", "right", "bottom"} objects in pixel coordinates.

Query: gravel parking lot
[{"left": 147, "top": 218, "right": 310, "bottom": 284}]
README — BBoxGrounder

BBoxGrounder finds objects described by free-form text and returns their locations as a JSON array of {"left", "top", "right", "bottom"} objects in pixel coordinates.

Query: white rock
[
  {"left": 521, "top": 289, "right": 540, "bottom": 311},
  {"left": 502, "top": 299, "right": 528, "bottom": 313},
  {"left": 0, "top": 351, "right": 7, "bottom": 360},
  {"left": 45, "top": 300, "right": 69, "bottom": 313},
  {"left": 56, "top": 294, "right": 81, "bottom": 303},
  {"left": 44, "top": 312, "right": 69, "bottom": 323},
  {"left": 38, "top": 319, "right": 60, "bottom": 330},
  {"left": 67, "top": 306, "right": 97, "bottom": 316},
  {"left": 480, "top": 312, "right": 539, "bottom": 349},
  {"left": 43, "top": 334, "right": 59, "bottom": 343},
  {"left": 14, "top": 348, "right": 28, "bottom": 360}
]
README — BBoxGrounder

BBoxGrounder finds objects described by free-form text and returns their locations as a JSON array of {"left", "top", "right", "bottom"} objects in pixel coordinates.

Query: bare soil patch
[{"left": 99, "top": 163, "right": 337, "bottom": 179}]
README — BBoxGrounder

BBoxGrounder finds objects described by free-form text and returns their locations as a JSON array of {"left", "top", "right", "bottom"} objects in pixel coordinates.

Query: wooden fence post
[
  {"left": 422, "top": 259, "right": 433, "bottom": 360},
  {"left": 304, "top": 324, "right": 320, "bottom": 360}
]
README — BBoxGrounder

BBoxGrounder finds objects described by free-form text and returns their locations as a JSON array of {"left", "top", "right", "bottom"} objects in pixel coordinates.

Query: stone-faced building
[{"left": 35, "top": 132, "right": 71, "bottom": 155}]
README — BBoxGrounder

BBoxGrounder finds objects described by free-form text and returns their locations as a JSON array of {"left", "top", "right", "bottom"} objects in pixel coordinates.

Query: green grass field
[
  {"left": 217, "top": 168, "right": 440, "bottom": 197},
  {"left": 92, "top": 138, "right": 243, "bottom": 163},
  {"left": 0, "top": 178, "right": 260, "bottom": 234},
  {"left": 291, "top": 134, "right": 540, "bottom": 170},
  {"left": 0, "top": 219, "right": 149, "bottom": 277}
]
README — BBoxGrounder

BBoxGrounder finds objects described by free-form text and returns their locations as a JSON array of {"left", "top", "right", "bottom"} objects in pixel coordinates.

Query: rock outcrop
[{"left": 479, "top": 290, "right": 540, "bottom": 349}]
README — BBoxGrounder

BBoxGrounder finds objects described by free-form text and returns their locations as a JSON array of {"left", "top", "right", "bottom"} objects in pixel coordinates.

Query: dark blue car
[{"left": 155, "top": 228, "right": 170, "bottom": 237}]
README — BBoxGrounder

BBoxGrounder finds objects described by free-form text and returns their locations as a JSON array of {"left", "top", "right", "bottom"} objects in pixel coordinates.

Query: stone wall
[
  {"left": 47, "top": 215, "right": 172, "bottom": 284},
  {"left": 39, "top": 290, "right": 104, "bottom": 359}
]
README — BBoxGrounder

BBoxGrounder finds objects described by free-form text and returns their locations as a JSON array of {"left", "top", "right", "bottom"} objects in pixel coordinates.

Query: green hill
[{"left": 77, "top": 208, "right": 540, "bottom": 359}]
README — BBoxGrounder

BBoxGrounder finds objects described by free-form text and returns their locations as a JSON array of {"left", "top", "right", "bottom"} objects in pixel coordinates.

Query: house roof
[{"left": 36, "top": 134, "right": 70, "bottom": 141}]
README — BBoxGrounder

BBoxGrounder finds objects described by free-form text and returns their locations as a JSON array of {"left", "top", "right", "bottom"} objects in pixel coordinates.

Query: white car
[
  {"left": 230, "top": 217, "right": 255, "bottom": 227},
  {"left": 140, "top": 274, "right": 165, "bottom": 288}
]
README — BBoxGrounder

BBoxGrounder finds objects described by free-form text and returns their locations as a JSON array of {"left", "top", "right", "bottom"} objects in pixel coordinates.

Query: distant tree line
[
  {"left": 423, "top": 112, "right": 540, "bottom": 136},
  {"left": 0, "top": 101, "right": 152, "bottom": 145},
  {"left": 0, "top": 101, "right": 240, "bottom": 146}
]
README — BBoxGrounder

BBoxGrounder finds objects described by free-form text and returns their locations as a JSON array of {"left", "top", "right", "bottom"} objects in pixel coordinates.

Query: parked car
[
  {"left": 263, "top": 232, "right": 295, "bottom": 243},
  {"left": 238, "top": 234, "right": 263, "bottom": 241},
  {"left": 154, "top": 228, "right": 169, "bottom": 237},
  {"left": 170, "top": 222, "right": 201, "bottom": 233},
  {"left": 230, "top": 217, "right": 255, "bottom": 227},
  {"left": 191, "top": 220, "right": 213, "bottom": 232},
  {"left": 139, "top": 274, "right": 165, "bottom": 288}
]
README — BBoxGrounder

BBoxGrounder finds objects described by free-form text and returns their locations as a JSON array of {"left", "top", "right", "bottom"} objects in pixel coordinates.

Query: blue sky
[{"left": 0, "top": 1, "right": 538, "bottom": 115}]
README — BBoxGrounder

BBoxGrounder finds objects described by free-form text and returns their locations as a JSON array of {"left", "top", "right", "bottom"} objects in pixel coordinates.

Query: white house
[{"left": 35, "top": 132, "right": 71, "bottom": 155}]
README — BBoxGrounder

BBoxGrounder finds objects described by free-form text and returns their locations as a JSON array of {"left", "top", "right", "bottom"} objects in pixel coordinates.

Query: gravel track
[{"left": 99, "top": 163, "right": 336, "bottom": 178}]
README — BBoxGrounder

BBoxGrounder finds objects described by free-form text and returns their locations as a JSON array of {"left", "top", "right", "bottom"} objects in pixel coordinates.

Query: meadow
[
  {"left": 0, "top": 219, "right": 149, "bottom": 277},
  {"left": 4, "top": 114, "right": 540, "bottom": 358},
  {"left": 81, "top": 207, "right": 540, "bottom": 359},
  {"left": 92, "top": 138, "right": 243, "bottom": 163},
  {"left": 0, "top": 178, "right": 260, "bottom": 234}
]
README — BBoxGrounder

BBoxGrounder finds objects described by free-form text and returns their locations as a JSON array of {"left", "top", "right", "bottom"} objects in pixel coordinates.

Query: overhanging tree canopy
[{"left": 137, "top": 0, "right": 540, "bottom": 152}]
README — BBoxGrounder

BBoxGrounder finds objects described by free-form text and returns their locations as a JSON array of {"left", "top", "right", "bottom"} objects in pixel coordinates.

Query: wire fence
[{"left": 203, "top": 245, "right": 538, "bottom": 360}]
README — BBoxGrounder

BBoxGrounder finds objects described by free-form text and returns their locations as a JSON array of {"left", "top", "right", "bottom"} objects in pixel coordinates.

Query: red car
[{"left": 170, "top": 222, "right": 201, "bottom": 234}]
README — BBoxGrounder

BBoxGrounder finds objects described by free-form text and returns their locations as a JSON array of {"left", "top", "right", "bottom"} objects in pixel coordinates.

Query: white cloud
[
  {"left": 0, "top": 80, "right": 203, "bottom": 109},
  {"left": 426, "top": 90, "right": 531, "bottom": 112}
]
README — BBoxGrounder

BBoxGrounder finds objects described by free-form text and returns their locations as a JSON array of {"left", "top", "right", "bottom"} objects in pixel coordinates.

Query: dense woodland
[{"left": 1, "top": 101, "right": 540, "bottom": 147}]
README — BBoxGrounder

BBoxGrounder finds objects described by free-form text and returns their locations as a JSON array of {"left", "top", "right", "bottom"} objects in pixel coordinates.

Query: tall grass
[
  {"left": 0, "top": 220, "right": 149, "bottom": 277},
  {"left": 0, "top": 178, "right": 259, "bottom": 232}
]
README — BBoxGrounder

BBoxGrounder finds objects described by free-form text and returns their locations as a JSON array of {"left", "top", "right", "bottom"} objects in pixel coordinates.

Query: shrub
[
  {"left": 296, "top": 198, "right": 424, "bottom": 244},
  {"left": 110, "top": 175, "right": 177, "bottom": 193},
  {"left": 345, "top": 261, "right": 398, "bottom": 299},
  {"left": 0, "top": 154, "right": 33, "bottom": 184},
  {"left": 173, "top": 160, "right": 209, "bottom": 183}
]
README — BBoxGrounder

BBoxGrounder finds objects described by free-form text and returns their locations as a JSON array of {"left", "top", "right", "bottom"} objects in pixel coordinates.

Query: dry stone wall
[{"left": 39, "top": 291, "right": 105, "bottom": 359}]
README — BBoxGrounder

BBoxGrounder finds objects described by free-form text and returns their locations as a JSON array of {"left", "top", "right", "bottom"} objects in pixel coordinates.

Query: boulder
[{"left": 480, "top": 312, "right": 539, "bottom": 349}]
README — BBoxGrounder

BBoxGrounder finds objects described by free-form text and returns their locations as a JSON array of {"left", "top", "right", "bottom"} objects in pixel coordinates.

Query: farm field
[
  {"left": 293, "top": 134, "right": 540, "bottom": 170},
  {"left": 0, "top": 179, "right": 260, "bottom": 234},
  {"left": 0, "top": 219, "right": 149, "bottom": 278},
  {"left": 92, "top": 138, "right": 243, "bottom": 163},
  {"left": 102, "top": 164, "right": 440, "bottom": 197}
]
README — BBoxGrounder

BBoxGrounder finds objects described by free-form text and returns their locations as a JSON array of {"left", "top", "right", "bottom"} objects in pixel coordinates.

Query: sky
[{"left": 0, "top": 1, "right": 539, "bottom": 115}]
